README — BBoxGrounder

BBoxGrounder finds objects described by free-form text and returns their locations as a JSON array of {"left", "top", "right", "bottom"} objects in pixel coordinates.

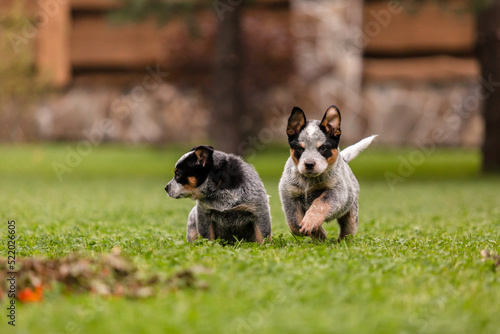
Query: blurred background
[{"left": 0, "top": 0, "right": 499, "bottom": 172}]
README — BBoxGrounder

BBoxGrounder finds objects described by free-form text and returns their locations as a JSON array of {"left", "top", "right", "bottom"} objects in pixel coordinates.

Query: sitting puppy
[
  {"left": 279, "top": 106, "right": 377, "bottom": 241},
  {"left": 165, "top": 145, "right": 272, "bottom": 243}
]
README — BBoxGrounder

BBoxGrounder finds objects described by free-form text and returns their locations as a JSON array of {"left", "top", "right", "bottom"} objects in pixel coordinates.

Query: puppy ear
[
  {"left": 191, "top": 145, "right": 214, "bottom": 167},
  {"left": 286, "top": 107, "right": 306, "bottom": 137},
  {"left": 320, "top": 105, "right": 341, "bottom": 138}
]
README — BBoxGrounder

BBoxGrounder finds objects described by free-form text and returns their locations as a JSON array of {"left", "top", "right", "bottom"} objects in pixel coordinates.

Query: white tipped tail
[{"left": 340, "top": 135, "right": 378, "bottom": 163}]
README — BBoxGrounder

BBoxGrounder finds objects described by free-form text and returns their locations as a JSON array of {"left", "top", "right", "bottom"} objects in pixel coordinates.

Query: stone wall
[
  {"left": 33, "top": 83, "right": 209, "bottom": 144},
  {"left": 362, "top": 81, "right": 483, "bottom": 147}
]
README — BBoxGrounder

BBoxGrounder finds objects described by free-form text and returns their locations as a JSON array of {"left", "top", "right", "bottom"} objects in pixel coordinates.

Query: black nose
[
  {"left": 165, "top": 184, "right": 169, "bottom": 192},
  {"left": 305, "top": 162, "right": 315, "bottom": 170}
]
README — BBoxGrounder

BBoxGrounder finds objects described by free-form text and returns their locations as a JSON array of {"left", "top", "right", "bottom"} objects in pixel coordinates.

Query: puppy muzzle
[
  {"left": 298, "top": 163, "right": 323, "bottom": 177},
  {"left": 165, "top": 180, "right": 182, "bottom": 198}
]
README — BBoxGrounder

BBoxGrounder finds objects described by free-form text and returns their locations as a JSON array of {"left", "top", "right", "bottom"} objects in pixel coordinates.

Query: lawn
[{"left": 0, "top": 143, "right": 499, "bottom": 334}]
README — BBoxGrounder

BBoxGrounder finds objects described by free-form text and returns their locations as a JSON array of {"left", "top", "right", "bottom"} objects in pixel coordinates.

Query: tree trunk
[
  {"left": 477, "top": 0, "right": 500, "bottom": 172},
  {"left": 211, "top": 2, "right": 246, "bottom": 154}
]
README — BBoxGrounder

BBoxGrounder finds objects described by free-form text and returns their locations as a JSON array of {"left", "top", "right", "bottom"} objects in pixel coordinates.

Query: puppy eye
[
  {"left": 296, "top": 147, "right": 304, "bottom": 154},
  {"left": 318, "top": 145, "right": 329, "bottom": 153}
]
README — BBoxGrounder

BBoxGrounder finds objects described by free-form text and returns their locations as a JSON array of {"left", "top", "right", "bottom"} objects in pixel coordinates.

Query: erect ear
[
  {"left": 191, "top": 145, "right": 214, "bottom": 167},
  {"left": 320, "top": 105, "right": 341, "bottom": 138},
  {"left": 286, "top": 107, "right": 306, "bottom": 137}
]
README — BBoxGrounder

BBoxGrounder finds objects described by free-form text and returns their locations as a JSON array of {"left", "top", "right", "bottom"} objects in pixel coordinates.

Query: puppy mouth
[
  {"left": 166, "top": 189, "right": 188, "bottom": 199},
  {"left": 171, "top": 193, "right": 189, "bottom": 199},
  {"left": 300, "top": 170, "right": 322, "bottom": 178}
]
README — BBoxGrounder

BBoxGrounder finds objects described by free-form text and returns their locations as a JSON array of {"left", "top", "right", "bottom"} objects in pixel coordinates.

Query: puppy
[
  {"left": 279, "top": 106, "right": 377, "bottom": 241},
  {"left": 165, "top": 145, "right": 272, "bottom": 243}
]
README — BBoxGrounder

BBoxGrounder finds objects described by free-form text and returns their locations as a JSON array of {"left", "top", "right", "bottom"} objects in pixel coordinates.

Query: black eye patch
[
  {"left": 290, "top": 140, "right": 304, "bottom": 160},
  {"left": 174, "top": 169, "right": 182, "bottom": 182},
  {"left": 318, "top": 137, "right": 339, "bottom": 159},
  {"left": 318, "top": 144, "right": 332, "bottom": 159}
]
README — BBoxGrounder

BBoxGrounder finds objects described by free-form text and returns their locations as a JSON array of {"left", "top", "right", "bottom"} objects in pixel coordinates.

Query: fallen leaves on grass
[
  {"left": 0, "top": 247, "right": 210, "bottom": 302},
  {"left": 480, "top": 249, "right": 500, "bottom": 271},
  {"left": 18, "top": 286, "right": 44, "bottom": 303}
]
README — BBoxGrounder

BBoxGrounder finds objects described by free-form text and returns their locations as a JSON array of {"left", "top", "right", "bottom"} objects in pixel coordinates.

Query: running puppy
[
  {"left": 165, "top": 145, "right": 272, "bottom": 243},
  {"left": 279, "top": 106, "right": 377, "bottom": 241}
]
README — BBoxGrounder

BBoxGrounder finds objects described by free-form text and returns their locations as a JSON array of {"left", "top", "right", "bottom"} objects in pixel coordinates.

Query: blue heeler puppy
[
  {"left": 165, "top": 145, "right": 272, "bottom": 243},
  {"left": 279, "top": 106, "right": 377, "bottom": 241}
]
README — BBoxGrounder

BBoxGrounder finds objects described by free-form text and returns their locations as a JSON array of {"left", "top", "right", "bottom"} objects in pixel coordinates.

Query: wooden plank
[
  {"left": 70, "top": 0, "right": 287, "bottom": 11},
  {"left": 36, "top": 0, "right": 72, "bottom": 86},
  {"left": 70, "top": 16, "right": 171, "bottom": 68},
  {"left": 363, "top": 1, "right": 475, "bottom": 55},
  {"left": 69, "top": 8, "right": 290, "bottom": 69},
  {"left": 363, "top": 56, "right": 479, "bottom": 82}
]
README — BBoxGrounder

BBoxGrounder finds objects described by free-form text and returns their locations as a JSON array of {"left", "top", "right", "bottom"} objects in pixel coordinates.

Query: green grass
[{"left": 1, "top": 143, "right": 499, "bottom": 334}]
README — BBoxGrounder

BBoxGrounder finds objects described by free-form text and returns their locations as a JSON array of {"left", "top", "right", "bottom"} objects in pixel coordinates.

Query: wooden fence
[
  {"left": 1, "top": 0, "right": 478, "bottom": 87},
  {"left": 362, "top": 1, "right": 478, "bottom": 82}
]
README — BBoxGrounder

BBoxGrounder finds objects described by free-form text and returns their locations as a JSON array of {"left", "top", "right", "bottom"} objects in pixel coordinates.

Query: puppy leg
[
  {"left": 208, "top": 221, "right": 215, "bottom": 240},
  {"left": 337, "top": 200, "right": 358, "bottom": 241},
  {"left": 193, "top": 206, "right": 216, "bottom": 240},
  {"left": 254, "top": 224, "right": 264, "bottom": 244},
  {"left": 299, "top": 192, "right": 332, "bottom": 237},
  {"left": 186, "top": 206, "right": 199, "bottom": 242},
  {"left": 303, "top": 209, "right": 327, "bottom": 241},
  {"left": 292, "top": 206, "right": 326, "bottom": 241},
  {"left": 231, "top": 203, "right": 271, "bottom": 243},
  {"left": 255, "top": 205, "right": 272, "bottom": 243},
  {"left": 310, "top": 226, "right": 327, "bottom": 241},
  {"left": 282, "top": 195, "right": 327, "bottom": 239},
  {"left": 254, "top": 219, "right": 272, "bottom": 243},
  {"left": 289, "top": 209, "right": 303, "bottom": 236},
  {"left": 281, "top": 195, "right": 305, "bottom": 236}
]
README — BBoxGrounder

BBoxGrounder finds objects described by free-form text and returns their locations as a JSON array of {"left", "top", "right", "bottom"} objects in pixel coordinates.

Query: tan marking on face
[
  {"left": 181, "top": 177, "right": 204, "bottom": 200},
  {"left": 182, "top": 176, "right": 197, "bottom": 190},
  {"left": 326, "top": 148, "right": 338, "bottom": 165},
  {"left": 316, "top": 142, "right": 322, "bottom": 148},
  {"left": 290, "top": 148, "right": 299, "bottom": 165},
  {"left": 188, "top": 176, "right": 197, "bottom": 187},
  {"left": 300, "top": 142, "right": 305, "bottom": 148}
]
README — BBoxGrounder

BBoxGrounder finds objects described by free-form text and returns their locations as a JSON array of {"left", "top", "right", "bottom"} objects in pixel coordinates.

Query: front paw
[{"left": 299, "top": 215, "right": 322, "bottom": 235}]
